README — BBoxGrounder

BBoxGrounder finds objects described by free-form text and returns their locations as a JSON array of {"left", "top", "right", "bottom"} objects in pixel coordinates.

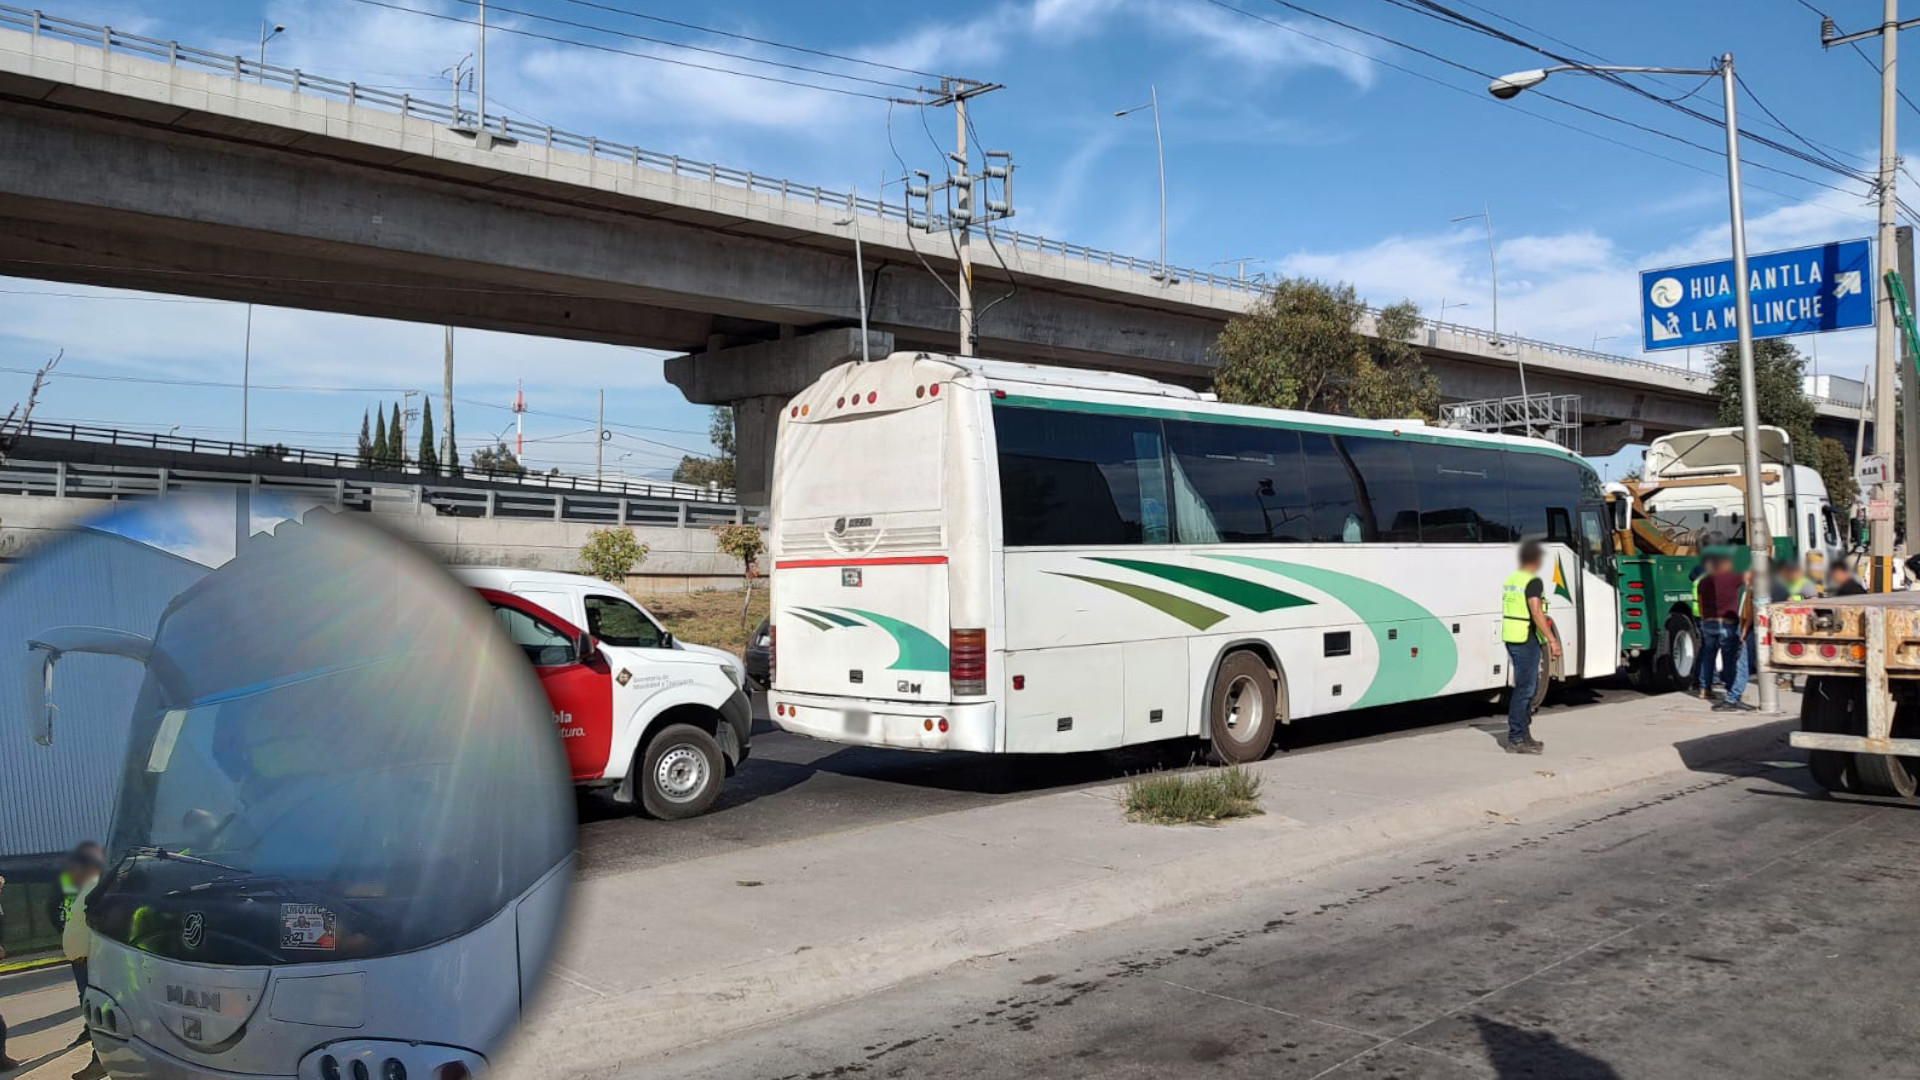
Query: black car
[{"left": 744, "top": 618, "right": 771, "bottom": 689}]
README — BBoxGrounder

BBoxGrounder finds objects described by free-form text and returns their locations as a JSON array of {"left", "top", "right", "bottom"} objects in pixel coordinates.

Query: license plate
[{"left": 844, "top": 709, "right": 870, "bottom": 735}]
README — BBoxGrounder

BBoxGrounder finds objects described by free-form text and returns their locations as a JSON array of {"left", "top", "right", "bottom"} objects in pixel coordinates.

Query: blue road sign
[{"left": 1639, "top": 238, "right": 1873, "bottom": 352}]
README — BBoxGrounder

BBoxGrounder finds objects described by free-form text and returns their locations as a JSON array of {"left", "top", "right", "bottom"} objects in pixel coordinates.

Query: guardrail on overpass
[
  {"left": 2, "top": 418, "right": 735, "bottom": 503},
  {"left": 0, "top": 458, "right": 753, "bottom": 527}
]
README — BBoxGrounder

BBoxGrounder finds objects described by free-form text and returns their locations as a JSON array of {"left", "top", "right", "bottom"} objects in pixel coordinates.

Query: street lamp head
[
  {"left": 272, "top": 24, "right": 285, "bottom": 35},
  {"left": 1487, "top": 69, "right": 1548, "bottom": 99}
]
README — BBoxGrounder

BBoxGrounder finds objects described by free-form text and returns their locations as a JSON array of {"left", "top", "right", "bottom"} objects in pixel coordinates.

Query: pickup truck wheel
[
  {"left": 639, "top": 723, "right": 724, "bottom": 819},
  {"left": 1801, "top": 675, "right": 1857, "bottom": 794}
]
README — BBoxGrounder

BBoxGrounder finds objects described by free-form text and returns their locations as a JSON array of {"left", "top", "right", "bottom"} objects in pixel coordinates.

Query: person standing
[
  {"left": 1696, "top": 555, "right": 1753, "bottom": 710},
  {"left": 62, "top": 848, "right": 105, "bottom": 1080},
  {"left": 1500, "top": 541, "right": 1560, "bottom": 755},
  {"left": 0, "top": 873, "right": 20, "bottom": 1074}
]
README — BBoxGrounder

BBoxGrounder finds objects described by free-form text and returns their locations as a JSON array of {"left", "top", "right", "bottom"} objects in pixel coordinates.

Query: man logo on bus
[{"left": 181, "top": 911, "right": 205, "bottom": 950}]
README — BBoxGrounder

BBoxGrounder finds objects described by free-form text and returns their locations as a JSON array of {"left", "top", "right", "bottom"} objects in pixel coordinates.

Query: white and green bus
[{"left": 766, "top": 352, "right": 1619, "bottom": 763}]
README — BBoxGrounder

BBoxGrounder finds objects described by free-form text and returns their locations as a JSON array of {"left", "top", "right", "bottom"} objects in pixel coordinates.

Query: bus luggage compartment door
[{"left": 774, "top": 559, "right": 951, "bottom": 703}]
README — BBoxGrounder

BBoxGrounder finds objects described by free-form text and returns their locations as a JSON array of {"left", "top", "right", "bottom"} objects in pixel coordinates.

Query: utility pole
[
  {"left": 477, "top": 0, "right": 488, "bottom": 138},
  {"left": 1901, "top": 227, "right": 1919, "bottom": 545},
  {"left": 1824, "top": 2, "right": 1920, "bottom": 589},
  {"left": 906, "top": 78, "right": 1011, "bottom": 357},
  {"left": 442, "top": 326, "right": 455, "bottom": 474},
  {"left": 241, "top": 303, "right": 253, "bottom": 447},
  {"left": 596, "top": 389, "right": 605, "bottom": 484}
]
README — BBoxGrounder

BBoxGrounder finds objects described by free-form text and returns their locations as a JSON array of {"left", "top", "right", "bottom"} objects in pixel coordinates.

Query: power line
[
  {"left": 0, "top": 362, "right": 418, "bottom": 394},
  {"left": 342, "top": 0, "right": 919, "bottom": 103},
  {"left": 1788, "top": 0, "right": 1920, "bottom": 127},
  {"left": 431, "top": 0, "right": 923, "bottom": 93},
  {"left": 547, "top": 0, "right": 951, "bottom": 81},
  {"left": 1206, "top": 0, "right": 1856, "bottom": 204}
]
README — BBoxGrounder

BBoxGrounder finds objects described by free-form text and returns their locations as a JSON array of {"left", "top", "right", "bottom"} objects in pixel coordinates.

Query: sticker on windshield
[{"left": 280, "top": 904, "right": 336, "bottom": 951}]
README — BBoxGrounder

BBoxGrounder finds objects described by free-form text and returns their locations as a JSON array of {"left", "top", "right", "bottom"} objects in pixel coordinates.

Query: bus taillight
[{"left": 951, "top": 628, "right": 987, "bottom": 695}]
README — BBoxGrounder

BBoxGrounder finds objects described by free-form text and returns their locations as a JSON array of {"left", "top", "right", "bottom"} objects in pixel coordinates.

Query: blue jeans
[
  {"left": 1505, "top": 640, "right": 1541, "bottom": 744},
  {"left": 1728, "top": 631, "right": 1752, "bottom": 703},
  {"left": 1699, "top": 619, "right": 1733, "bottom": 694}
]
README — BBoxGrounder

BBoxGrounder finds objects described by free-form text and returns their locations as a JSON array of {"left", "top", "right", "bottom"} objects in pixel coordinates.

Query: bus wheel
[
  {"left": 1530, "top": 636, "right": 1553, "bottom": 712},
  {"left": 640, "top": 723, "right": 724, "bottom": 819},
  {"left": 1801, "top": 675, "right": 1857, "bottom": 795},
  {"left": 1207, "top": 651, "right": 1278, "bottom": 765}
]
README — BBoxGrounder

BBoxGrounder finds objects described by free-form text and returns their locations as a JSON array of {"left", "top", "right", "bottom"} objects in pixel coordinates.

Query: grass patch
[
  {"left": 1124, "top": 765, "right": 1264, "bottom": 826},
  {"left": 632, "top": 586, "right": 771, "bottom": 659}
]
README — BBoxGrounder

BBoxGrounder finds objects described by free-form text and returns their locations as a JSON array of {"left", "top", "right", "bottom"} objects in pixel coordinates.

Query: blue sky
[{"left": 0, "top": 0, "right": 1904, "bottom": 478}]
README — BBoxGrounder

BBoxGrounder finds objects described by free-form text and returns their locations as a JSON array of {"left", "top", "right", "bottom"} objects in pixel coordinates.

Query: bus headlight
[{"left": 301, "top": 1042, "right": 485, "bottom": 1080}]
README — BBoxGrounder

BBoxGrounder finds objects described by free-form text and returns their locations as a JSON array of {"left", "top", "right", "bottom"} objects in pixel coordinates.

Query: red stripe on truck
[{"left": 774, "top": 555, "right": 950, "bottom": 569}]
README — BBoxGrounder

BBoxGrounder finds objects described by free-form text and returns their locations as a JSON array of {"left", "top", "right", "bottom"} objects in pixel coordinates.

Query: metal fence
[
  {"left": 3, "top": 418, "right": 734, "bottom": 502},
  {"left": 0, "top": 459, "right": 751, "bottom": 527},
  {"left": 0, "top": 4, "right": 1866, "bottom": 405}
]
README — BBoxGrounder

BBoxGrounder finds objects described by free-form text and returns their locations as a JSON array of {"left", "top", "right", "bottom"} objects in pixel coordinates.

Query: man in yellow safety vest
[{"left": 1500, "top": 540, "right": 1563, "bottom": 755}]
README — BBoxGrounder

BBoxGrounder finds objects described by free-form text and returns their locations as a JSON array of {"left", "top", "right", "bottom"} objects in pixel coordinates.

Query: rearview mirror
[
  {"left": 23, "top": 646, "right": 57, "bottom": 747},
  {"left": 22, "top": 626, "right": 155, "bottom": 747}
]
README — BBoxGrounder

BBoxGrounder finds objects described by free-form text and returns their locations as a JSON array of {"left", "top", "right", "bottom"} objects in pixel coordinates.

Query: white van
[{"left": 450, "top": 567, "right": 752, "bottom": 818}]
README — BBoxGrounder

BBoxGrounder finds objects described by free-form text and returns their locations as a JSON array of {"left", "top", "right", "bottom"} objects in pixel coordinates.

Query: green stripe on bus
[
  {"left": 1089, "top": 557, "right": 1313, "bottom": 613},
  {"left": 788, "top": 610, "right": 835, "bottom": 632},
  {"left": 797, "top": 606, "right": 862, "bottom": 627},
  {"left": 1049, "top": 572, "right": 1230, "bottom": 630},
  {"left": 1204, "top": 555, "right": 1459, "bottom": 709},
  {"left": 994, "top": 394, "right": 1594, "bottom": 464},
  {"left": 833, "top": 608, "right": 950, "bottom": 671}
]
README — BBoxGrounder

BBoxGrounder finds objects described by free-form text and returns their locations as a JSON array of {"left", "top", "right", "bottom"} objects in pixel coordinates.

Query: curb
[{"left": 506, "top": 715, "right": 1793, "bottom": 1078}]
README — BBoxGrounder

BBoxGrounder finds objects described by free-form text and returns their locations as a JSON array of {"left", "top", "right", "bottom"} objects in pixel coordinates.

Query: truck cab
[
  {"left": 1639, "top": 426, "right": 1844, "bottom": 572},
  {"left": 451, "top": 568, "right": 753, "bottom": 819}
]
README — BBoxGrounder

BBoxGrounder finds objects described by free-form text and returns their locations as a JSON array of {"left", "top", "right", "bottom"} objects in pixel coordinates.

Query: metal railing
[
  {"left": 1440, "top": 393, "right": 1584, "bottom": 452},
  {"left": 0, "top": 458, "right": 751, "bottom": 527},
  {"left": 0, "top": 5, "right": 1870, "bottom": 403},
  {"left": 2, "top": 419, "right": 735, "bottom": 502}
]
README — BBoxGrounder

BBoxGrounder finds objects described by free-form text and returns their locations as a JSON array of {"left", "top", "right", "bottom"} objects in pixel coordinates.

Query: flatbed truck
[{"left": 1770, "top": 594, "right": 1920, "bottom": 798}]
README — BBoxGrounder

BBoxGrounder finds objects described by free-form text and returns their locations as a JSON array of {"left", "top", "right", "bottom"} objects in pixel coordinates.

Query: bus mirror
[
  {"left": 24, "top": 644, "right": 58, "bottom": 747},
  {"left": 573, "top": 631, "right": 596, "bottom": 665},
  {"left": 1610, "top": 499, "right": 1630, "bottom": 535},
  {"left": 22, "top": 626, "right": 155, "bottom": 747}
]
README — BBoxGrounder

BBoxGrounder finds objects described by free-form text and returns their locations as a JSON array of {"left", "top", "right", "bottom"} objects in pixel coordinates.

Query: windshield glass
[{"left": 82, "top": 514, "right": 572, "bottom": 967}]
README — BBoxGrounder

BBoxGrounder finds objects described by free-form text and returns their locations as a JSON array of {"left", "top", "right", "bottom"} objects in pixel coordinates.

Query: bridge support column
[{"left": 665, "top": 329, "right": 895, "bottom": 508}]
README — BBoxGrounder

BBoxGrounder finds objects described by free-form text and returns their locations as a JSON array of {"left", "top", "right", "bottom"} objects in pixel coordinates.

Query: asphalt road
[
  {"left": 576, "top": 679, "right": 1649, "bottom": 880},
  {"left": 653, "top": 753, "right": 1920, "bottom": 1080}
]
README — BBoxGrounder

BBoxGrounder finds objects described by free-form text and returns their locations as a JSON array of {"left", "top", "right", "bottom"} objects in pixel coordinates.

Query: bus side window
[
  {"left": 1340, "top": 436, "right": 1421, "bottom": 543},
  {"left": 993, "top": 405, "right": 1169, "bottom": 546},
  {"left": 1301, "top": 434, "right": 1368, "bottom": 543}
]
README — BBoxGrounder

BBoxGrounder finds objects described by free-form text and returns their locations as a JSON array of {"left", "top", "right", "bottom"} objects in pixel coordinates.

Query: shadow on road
[{"left": 1471, "top": 1014, "right": 1621, "bottom": 1079}]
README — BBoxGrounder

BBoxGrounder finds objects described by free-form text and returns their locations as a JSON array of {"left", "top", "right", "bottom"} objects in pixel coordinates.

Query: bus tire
[
  {"left": 1530, "top": 626, "right": 1554, "bottom": 712},
  {"left": 1801, "top": 675, "right": 1857, "bottom": 795},
  {"left": 1207, "top": 651, "right": 1278, "bottom": 765},
  {"left": 639, "top": 723, "right": 725, "bottom": 819}
]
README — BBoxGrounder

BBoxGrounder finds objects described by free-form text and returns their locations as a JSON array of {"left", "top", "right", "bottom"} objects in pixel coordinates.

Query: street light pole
[
  {"left": 1490, "top": 54, "right": 1777, "bottom": 715},
  {"left": 1116, "top": 86, "right": 1168, "bottom": 282},
  {"left": 257, "top": 22, "right": 284, "bottom": 83},
  {"left": 1451, "top": 207, "right": 1527, "bottom": 431},
  {"left": 242, "top": 303, "right": 253, "bottom": 448},
  {"left": 834, "top": 189, "right": 872, "bottom": 363}
]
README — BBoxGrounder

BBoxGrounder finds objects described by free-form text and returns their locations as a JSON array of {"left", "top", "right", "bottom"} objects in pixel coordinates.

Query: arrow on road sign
[{"left": 1835, "top": 270, "right": 1863, "bottom": 299}]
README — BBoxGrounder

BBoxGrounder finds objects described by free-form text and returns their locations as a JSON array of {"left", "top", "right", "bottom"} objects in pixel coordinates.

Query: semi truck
[{"left": 1770, "top": 594, "right": 1920, "bottom": 798}]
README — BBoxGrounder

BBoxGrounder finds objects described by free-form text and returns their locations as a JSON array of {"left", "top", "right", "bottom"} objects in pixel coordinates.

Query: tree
[
  {"left": 1815, "top": 435, "right": 1858, "bottom": 511},
  {"left": 579, "top": 526, "right": 650, "bottom": 583},
  {"left": 389, "top": 402, "right": 406, "bottom": 468},
  {"left": 446, "top": 406, "right": 462, "bottom": 477},
  {"left": 357, "top": 408, "right": 374, "bottom": 468},
  {"left": 1708, "top": 338, "right": 1815, "bottom": 448},
  {"left": 471, "top": 440, "right": 526, "bottom": 476},
  {"left": 418, "top": 398, "right": 440, "bottom": 475},
  {"left": 0, "top": 350, "right": 60, "bottom": 466},
  {"left": 712, "top": 523, "right": 766, "bottom": 625},
  {"left": 1211, "top": 279, "right": 1439, "bottom": 420},
  {"left": 248, "top": 442, "right": 291, "bottom": 462},
  {"left": 371, "top": 407, "right": 390, "bottom": 469},
  {"left": 672, "top": 406, "right": 737, "bottom": 488}
]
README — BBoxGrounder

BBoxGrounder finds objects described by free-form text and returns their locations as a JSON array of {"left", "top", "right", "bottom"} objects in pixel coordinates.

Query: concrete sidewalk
[
  {"left": 501, "top": 692, "right": 1794, "bottom": 1079},
  {"left": 1, "top": 963, "right": 92, "bottom": 1080}
]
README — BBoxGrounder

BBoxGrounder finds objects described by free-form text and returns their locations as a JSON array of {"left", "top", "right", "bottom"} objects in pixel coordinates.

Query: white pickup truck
[{"left": 451, "top": 567, "right": 753, "bottom": 819}]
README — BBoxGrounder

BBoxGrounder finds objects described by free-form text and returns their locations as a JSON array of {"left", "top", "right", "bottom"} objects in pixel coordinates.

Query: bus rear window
[{"left": 783, "top": 405, "right": 944, "bottom": 517}]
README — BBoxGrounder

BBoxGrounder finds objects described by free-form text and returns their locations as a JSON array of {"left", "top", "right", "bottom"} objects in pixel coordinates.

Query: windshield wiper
[
  {"left": 167, "top": 872, "right": 295, "bottom": 898},
  {"left": 123, "top": 845, "right": 249, "bottom": 875}
]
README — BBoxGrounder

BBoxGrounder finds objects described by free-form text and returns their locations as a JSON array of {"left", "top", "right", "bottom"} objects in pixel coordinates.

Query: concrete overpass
[{"left": 0, "top": 11, "right": 1867, "bottom": 502}]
